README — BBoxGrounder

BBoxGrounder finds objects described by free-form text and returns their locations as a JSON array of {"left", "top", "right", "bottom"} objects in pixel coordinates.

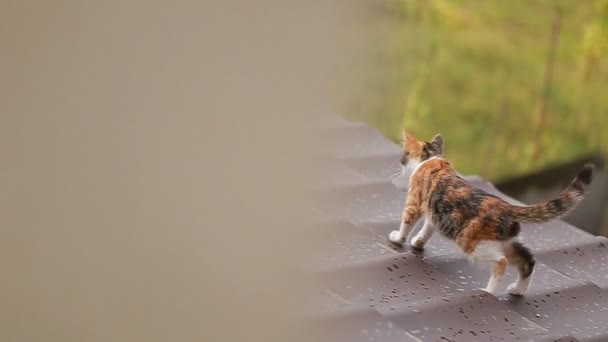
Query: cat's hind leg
[
  {"left": 505, "top": 241, "right": 535, "bottom": 296},
  {"left": 469, "top": 240, "right": 508, "bottom": 295}
]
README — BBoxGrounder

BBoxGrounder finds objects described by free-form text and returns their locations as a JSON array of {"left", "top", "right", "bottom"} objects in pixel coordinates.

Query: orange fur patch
[
  {"left": 457, "top": 217, "right": 500, "bottom": 254},
  {"left": 495, "top": 258, "right": 508, "bottom": 276}
]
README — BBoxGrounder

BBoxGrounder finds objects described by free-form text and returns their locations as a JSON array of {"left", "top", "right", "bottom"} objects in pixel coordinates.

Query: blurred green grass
[{"left": 348, "top": 0, "right": 608, "bottom": 181}]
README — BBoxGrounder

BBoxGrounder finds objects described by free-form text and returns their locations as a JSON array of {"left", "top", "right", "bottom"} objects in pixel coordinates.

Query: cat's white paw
[
  {"left": 389, "top": 230, "right": 405, "bottom": 244},
  {"left": 507, "top": 283, "right": 525, "bottom": 296},
  {"left": 411, "top": 237, "right": 426, "bottom": 249},
  {"left": 481, "top": 287, "right": 498, "bottom": 295}
]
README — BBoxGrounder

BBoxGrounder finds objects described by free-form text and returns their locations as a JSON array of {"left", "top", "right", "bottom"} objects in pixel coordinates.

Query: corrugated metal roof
[{"left": 309, "top": 117, "right": 608, "bottom": 341}]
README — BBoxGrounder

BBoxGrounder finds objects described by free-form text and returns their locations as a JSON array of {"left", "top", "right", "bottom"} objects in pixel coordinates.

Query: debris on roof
[{"left": 309, "top": 117, "right": 608, "bottom": 341}]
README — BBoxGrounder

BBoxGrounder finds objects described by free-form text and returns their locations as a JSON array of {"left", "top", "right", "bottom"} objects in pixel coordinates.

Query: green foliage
[
  {"left": 582, "top": 0, "right": 608, "bottom": 79},
  {"left": 349, "top": 0, "right": 608, "bottom": 181}
]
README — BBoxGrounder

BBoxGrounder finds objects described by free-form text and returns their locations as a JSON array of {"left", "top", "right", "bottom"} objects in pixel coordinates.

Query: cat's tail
[{"left": 509, "top": 164, "right": 594, "bottom": 224}]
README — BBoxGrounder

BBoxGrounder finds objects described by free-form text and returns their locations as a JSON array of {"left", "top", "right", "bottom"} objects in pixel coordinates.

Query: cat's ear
[
  {"left": 402, "top": 129, "right": 414, "bottom": 144},
  {"left": 431, "top": 134, "right": 443, "bottom": 154}
]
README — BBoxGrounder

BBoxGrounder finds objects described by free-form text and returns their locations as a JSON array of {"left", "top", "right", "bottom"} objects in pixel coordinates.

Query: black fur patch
[
  {"left": 577, "top": 164, "right": 594, "bottom": 185},
  {"left": 551, "top": 197, "right": 567, "bottom": 213},
  {"left": 508, "top": 222, "right": 521, "bottom": 238},
  {"left": 430, "top": 178, "right": 482, "bottom": 239},
  {"left": 422, "top": 144, "right": 432, "bottom": 160},
  {"left": 511, "top": 242, "right": 535, "bottom": 278}
]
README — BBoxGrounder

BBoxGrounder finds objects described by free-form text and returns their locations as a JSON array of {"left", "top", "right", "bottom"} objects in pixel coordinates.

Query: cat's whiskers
[{"left": 389, "top": 169, "right": 403, "bottom": 180}]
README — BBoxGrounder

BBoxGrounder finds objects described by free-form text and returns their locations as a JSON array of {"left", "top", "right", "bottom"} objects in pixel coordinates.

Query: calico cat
[{"left": 389, "top": 129, "right": 594, "bottom": 295}]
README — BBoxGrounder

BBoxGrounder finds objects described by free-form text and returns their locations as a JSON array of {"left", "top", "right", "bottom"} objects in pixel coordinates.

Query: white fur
[
  {"left": 388, "top": 226, "right": 406, "bottom": 244},
  {"left": 411, "top": 220, "right": 434, "bottom": 249},
  {"left": 468, "top": 241, "right": 505, "bottom": 264},
  {"left": 389, "top": 218, "right": 424, "bottom": 245},
  {"left": 468, "top": 241, "right": 507, "bottom": 295},
  {"left": 401, "top": 159, "right": 420, "bottom": 179},
  {"left": 402, "top": 156, "right": 440, "bottom": 181},
  {"left": 485, "top": 273, "right": 504, "bottom": 294},
  {"left": 508, "top": 273, "right": 532, "bottom": 295}
]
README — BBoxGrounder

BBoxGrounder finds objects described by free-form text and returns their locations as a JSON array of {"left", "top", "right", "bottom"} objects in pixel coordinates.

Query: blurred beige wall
[{"left": 0, "top": 1, "right": 362, "bottom": 341}]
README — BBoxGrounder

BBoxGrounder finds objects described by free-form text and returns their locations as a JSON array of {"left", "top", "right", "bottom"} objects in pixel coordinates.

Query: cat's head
[{"left": 400, "top": 129, "right": 443, "bottom": 174}]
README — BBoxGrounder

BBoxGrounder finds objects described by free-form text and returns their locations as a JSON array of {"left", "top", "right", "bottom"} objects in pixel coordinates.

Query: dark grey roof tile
[
  {"left": 315, "top": 181, "right": 404, "bottom": 225},
  {"left": 314, "top": 157, "right": 369, "bottom": 188},
  {"left": 341, "top": 152, "right": 403, "bottom": 180},
  {"left": 319, "top": 252, "right": 467, "bottom": 313},
  {"left": 306, "top": 305, "right": 419, "bottom": 342},
  {"left": 536, "top": 237, "right": 608, "bottom": 289},
  {"left": 309, "top": 219, "right": 401, "bottom": 270},
  {"left": 530, "top": 335, "right": 580, "bottom": 342},
  {"left": 322, "top": 125, "right": 401, "bottom": 159},
  {"left": 518, "top": 222, "right": 594, "bottom": 254},
  {"left": 502, "top": 282, "right": 608, "bottom": 341},
  {"left": 384, "top": 289, "right": 548, "bottom": 341},
  {"left": 425, "top": 257, "right": 585, "bottom": 297}
]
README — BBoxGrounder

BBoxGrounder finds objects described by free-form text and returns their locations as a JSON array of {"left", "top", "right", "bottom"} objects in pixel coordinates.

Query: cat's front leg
[
  {"left": 388, "top": 222, "right": 408, "bottom": 244},
  {"left": 389, "top": 206, "right": 420, "bottom": 245},
  {"left": 411, "top": 219, "right": 434, "bottom": 249}
]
